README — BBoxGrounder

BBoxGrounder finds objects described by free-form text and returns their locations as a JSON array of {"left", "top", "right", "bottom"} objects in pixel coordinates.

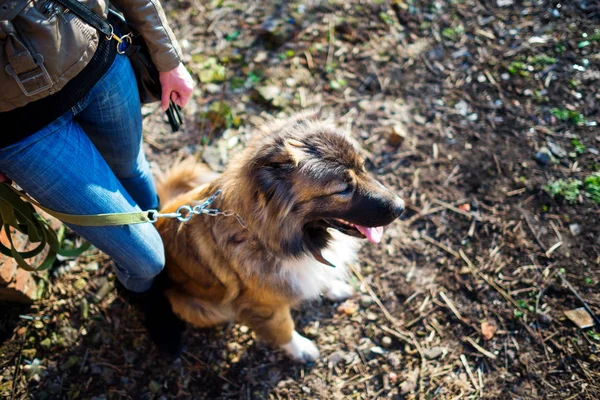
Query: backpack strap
[
  {"left": 0, "top": 20, "right": 53, "bottom": 96},
  {"left": 54, "top": 0, "right": 113, "bottom": 37}
]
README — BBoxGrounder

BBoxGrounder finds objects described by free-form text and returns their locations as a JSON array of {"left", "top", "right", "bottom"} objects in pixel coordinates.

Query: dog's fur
[{"left": 155, "top": 113, "right": 404, "bottom": 362}]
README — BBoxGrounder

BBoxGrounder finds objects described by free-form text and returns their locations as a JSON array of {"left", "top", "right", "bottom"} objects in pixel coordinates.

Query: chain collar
[{"left": 148, "top": 190, "right": 247, "bottom": 229}]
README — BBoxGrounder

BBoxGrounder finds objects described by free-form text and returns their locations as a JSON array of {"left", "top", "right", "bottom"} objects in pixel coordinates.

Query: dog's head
[{"left": 225, "top": 114, "right": 404, "bottom": 261}]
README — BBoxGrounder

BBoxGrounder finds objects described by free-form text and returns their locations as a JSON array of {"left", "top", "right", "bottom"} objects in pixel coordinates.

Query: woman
[{"left": 0, "top": 0, "right": 194, "bottom": 355}]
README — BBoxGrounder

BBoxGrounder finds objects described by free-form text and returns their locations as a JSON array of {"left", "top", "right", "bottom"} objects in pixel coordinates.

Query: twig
[
  {"left": 521, "top": 210, "right": 547, "bottom": 251},
  {"left": 10, "top": 328, "right": 26, "bottom": 400},
  {"left": 433, "top": 199, "right": 482, "bottom": 221},
  {"left": 326, "top": 14, "right": 335, "bottom": 68},
  {"left": 462, "top": 336, "right": 497, "bottom": 360},
  {"left": 439, "top": 290, "right": 467, "bottom": 324},
  {"left": 406, "top": 198, "right": 470, "bottom": 225},
  {"left": 459, "top": 250, "right": 523, "bottom": 313},
  {"left": 460, "top": 354, "right": 480, "bottom": 392},
  {"left": 421, "top": 234, "right": 460, "bottom": 258},
  {"left": 348, "top": 264, "right": 402, "bottom": 327},
  {"left": 557, "top": 271, "right": 600, "bottom": 326},
  {"left": 545, "top": 241, "right": 562, "bottom": 258},
  {"left": 442, "top": 165, "right": 460, "bottom": 187},
  {"left": 380, "top": 325, "right": 427, "bottom": 399}
]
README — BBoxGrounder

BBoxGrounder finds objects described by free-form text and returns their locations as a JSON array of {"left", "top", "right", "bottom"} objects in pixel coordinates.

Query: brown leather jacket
[{"left": 0, "top": 0, "right": 182, "bottom": 112}]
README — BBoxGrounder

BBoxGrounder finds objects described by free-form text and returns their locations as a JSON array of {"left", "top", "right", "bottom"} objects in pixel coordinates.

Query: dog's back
[{"left": 155, "top": 158, "right": 220, "bottom": 208}]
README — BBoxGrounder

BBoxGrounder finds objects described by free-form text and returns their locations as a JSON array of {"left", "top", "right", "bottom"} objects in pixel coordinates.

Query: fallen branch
[{"left": 558, "top": 271, "right": 600, "bottom": 327}]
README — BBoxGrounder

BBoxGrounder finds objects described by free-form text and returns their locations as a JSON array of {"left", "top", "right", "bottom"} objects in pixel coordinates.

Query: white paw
[
  {"left": 323, "top": 280, "right": 354, "bottom": 302},
  {"left": 281, "top": 331, "right": 320, "bottom": 363}
]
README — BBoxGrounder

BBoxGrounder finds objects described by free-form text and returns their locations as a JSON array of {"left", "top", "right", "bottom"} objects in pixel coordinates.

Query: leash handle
[{"left": 0, "top": 184, "right": 91, "bottom": 272}]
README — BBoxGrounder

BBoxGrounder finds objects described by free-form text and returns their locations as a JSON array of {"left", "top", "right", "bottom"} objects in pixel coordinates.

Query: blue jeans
[{"left": 0, "top": 54, "right": 164, "bottom": 293}]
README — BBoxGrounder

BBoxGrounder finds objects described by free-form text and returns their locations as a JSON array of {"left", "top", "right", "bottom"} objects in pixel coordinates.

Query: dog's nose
[{"left": 392, "top": 197, "right": 405, "bottom": 218}]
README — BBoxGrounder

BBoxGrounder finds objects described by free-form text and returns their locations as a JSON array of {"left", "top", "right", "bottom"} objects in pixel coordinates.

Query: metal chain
[{"left": 148, "top": 190, "right": 247, "bottom": 228}]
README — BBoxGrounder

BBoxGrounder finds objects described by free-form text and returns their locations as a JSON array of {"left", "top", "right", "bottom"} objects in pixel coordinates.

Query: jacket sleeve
[{"left": 109, "top": 0, "right": 182, "bottom": 72}]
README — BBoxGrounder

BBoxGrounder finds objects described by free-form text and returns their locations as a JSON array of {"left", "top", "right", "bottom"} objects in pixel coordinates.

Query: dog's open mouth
[{"left": 324, "top": 218, "right": 384, "bottom": 244}]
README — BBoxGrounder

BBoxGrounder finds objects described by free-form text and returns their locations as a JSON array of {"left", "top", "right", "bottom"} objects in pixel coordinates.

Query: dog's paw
[
  {"left": 323, "top": 280, "right": 354, "bottom": 302},
  {"left": 281, "top": 331, "right": 320, "bottom": 363}
]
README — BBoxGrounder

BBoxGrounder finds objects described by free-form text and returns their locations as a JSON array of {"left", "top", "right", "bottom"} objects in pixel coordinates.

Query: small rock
[
  {"left": 569, "top": 224, "right": 582, "bottom": 236},
  {"left": 366, "top": 312, "right": 378, "bottom": 321},
  {"left": 337, "top": 299, "right": 359, "bottom": 315},
  {"left": 386, "top": 352, "right": 402, "bottom": 368},
  {"left": 329, "top": 351, "right": 346, "bottom": 365},
  {"left": 22, "top": 348, "right": 37, "bottom": 359},
  {"left": 256, "top": 86, "right": 281, "bottom": 102},
  {"left": 84, "top": 262, "right": 99, "bottom": 272},
  {"left": 535, "top": 147, "right": 553, "bottom": 166},
  {"left": 305, "top": 326, "right": 318, "bottom": 338},
  {"left": 400, "top": 368, "right": 420, "bottom": 394},
  {"left": 93, "top": 279, "right": 111, "bottom": 303},
  {"left": 73, "top": 278, "right": 87, "bottom": 291},
  {"left": 360, "top": 295, "right": 373, "bottom": 308},
  {"left": 547, "top": 141, "right": 567, "bottom": 158},
  {"left": 381, "top": 336, "right": 393, "bottom": 348},
  {"left": 455, "top": 100, "right": 469, "bottom": 116},
  {"left": 370, "top": 346, "right": 385, "bottom": 356},
  {"left": 389, "top": 372, "right": 399, "bottom": 384},
  {"left": 424, "top": 346, "right": 444, "bottom": 360},
  {"left": 227, "top": 342, "right": 241, "bottom": 353},
  {"left": 40, "top": 338, "right": 52, "bottom": 349},
  {"left": 239, "top": 325, "right": 249, "bottom": 334},
  {"left": 413, "top": 114, "right": 426, "bottom": 125},
  {"left": 496, "top": 0, "right": 513, "bottom": 6},
  {"left": 388, "top": 124, "right": 407, "bottom": 147},
  {"left": 564, "top": 307, "right": 594, "bottom": 329}
]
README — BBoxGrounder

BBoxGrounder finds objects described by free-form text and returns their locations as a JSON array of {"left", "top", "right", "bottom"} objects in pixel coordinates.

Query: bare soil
[{"left": 1, "top": 0, "right": 599, "bottom": 399}]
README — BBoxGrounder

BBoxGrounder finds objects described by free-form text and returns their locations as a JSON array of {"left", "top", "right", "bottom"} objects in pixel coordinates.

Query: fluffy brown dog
[{"left": 155, "top": 114, "right": 404, "bottom": 362}]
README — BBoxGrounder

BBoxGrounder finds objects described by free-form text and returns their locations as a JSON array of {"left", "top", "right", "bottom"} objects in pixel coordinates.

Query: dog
[{"left": 154, "top": 113, "right": 405, "bottom": 363}]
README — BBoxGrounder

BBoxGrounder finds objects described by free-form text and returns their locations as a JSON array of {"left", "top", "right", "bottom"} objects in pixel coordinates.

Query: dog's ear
[{"left": 284, "top": 139, "right": 307, "bottom": 166}]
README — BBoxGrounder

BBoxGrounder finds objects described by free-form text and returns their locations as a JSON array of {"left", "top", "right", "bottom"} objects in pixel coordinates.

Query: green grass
[
  {"left": 544, "top": 179, "right": 582, "bottom": 204},
  {"left": 551, "top": 108, "right": 585, "bottom": 125},
  {"left": 584, "top": 173, "right": 600, "bottom": 204},
  {"left": 442, "top": 24, "right": 464, "bottom": 40},
  {"left": 544, "top": 173, "right": 600, "bottom": 205}
]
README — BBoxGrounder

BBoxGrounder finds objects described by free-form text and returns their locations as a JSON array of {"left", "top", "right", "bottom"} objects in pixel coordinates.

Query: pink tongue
[{"left": 355, "top": 225, "right": 384, "bottom": 244}]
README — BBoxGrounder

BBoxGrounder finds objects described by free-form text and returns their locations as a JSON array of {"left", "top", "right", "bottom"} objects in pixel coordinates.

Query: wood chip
[{"left": 564, "top": 308, "right": 594, "bottom": 329}]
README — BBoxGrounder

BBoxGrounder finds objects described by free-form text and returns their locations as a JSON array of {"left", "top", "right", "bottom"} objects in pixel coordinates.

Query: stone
[
  {"left": 381, "top": 336, "right": 393, "bottom": 348},
  {"left": 547, "top": 141, "right": 567, "bottom": 158},
  {"left": 424, "top": 346, "right": 444, "bottom": 360},
  {"left": 569, "top": 224, "right": 582, "bottom": 236},
  {"left": 535, "top": 147, "right": 553, "bottom": 166},
  {"left": 360, "top": 295, "right": 373, "bottom": 308}
]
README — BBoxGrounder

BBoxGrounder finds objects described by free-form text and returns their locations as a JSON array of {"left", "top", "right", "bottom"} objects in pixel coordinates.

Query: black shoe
[{"left": 115, "top": 274, "right": 185, "bottom": 356}]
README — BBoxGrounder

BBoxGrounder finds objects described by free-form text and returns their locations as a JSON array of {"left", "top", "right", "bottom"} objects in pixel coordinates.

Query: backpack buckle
[{"left": 5, "top": 53, "right": 53, "bottom": 96}]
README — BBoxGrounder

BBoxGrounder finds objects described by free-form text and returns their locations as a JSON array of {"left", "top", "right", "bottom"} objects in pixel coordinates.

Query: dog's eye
[{"left": 335, "top": 184, "right": 353, "bottom": 196}]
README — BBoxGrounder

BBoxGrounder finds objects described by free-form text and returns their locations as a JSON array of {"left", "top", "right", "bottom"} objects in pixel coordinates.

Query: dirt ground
[{"left": 1, "top": 0, "right": 599, "bottom": 399}]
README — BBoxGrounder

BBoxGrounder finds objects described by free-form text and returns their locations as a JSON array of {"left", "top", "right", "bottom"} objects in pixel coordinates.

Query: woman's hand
[{"left": 159, "top": 64, "right": 195, "bottom": 111}]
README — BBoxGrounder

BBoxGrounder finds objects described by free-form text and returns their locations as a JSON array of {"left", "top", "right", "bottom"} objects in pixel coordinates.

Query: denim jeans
[{"left": 0, "top": 54, "right": 164, "bottom": 293}]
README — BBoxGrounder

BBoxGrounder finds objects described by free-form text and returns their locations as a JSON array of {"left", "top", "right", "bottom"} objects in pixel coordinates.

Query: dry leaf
[
  {"left": 564, "top": 308, "right": 594, "bottom": 329},
  {"left": 481, "top": 321, "right": 497, "bottom": 340}
]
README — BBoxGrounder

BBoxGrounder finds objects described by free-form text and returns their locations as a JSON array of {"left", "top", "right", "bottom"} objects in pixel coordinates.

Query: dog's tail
[{"left": 155, "top": 158, "right": 220, "bottom": 207}]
